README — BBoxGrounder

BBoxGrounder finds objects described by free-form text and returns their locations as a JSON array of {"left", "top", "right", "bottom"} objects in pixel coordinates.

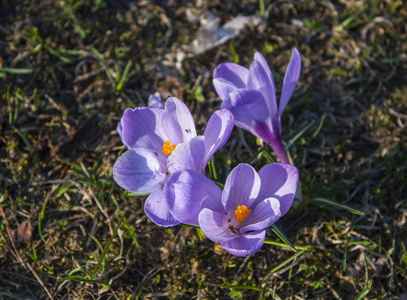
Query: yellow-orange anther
[
  {"left": 162, "top": 140, "right": 178, "bottom": 155},
  {"left": 234, "top": 205, "right": 251, "bottom": 224}
]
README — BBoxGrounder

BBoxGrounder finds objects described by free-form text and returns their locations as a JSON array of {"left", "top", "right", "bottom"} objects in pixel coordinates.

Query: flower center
[
  {"left": 162, "top": 140, "right": 178, "bottom": 155},
  {"left": 234, "top": 205, "right": 251, "bottom": 224}
]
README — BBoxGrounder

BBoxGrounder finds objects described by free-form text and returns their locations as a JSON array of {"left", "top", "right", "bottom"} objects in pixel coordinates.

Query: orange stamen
[
  {"left": 162, "top": 140, "right": 178, "bottom": 155},
  {"left": 234, "top": 205, "right": 251, "bottom": 224}
]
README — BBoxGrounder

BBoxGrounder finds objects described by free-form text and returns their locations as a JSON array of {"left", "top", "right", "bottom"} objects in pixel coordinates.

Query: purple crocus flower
[
  {"left": 113, "top": 97, "right": 234, "bottom": 227},
  {"left": 213, "top": 49, "right": 301, "bottom": 164},
  {"left": 165, "top": 163, "right": 299, "bottom": 256}
]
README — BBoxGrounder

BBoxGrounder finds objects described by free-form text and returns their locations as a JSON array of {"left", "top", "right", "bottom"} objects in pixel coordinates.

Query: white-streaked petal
[
  {"left": 113, "top": 148, "right": 167, "bottom": 194},
  {"left": 203, "top": 109, "right": 234, "bottom": 167},
  {"left": 160, "top": 97, "right": 197, "bottom": 144}
]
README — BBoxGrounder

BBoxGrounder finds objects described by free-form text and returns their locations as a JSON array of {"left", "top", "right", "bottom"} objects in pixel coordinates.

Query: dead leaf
[{"left": 12, "top": 219, "right": 33, "bottom": 244}]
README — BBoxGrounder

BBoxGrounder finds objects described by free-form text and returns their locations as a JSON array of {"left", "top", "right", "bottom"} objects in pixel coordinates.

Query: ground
[{"left": 0, "top": 0, "right": 406, "bottom": 299}]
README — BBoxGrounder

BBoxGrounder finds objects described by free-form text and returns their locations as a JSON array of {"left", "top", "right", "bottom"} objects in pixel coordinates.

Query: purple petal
[
  {"left": 221, "top": 230, "right": 266, "bottom": 257},
  {"left": 213, "top": 62, "right": 249, "bottom": 89},
  {"left": 160, "top": 97, "right": 197, "bottom": 144},
  {"left": 144, "top": 189, "right": 180, "bottom": 227},
  {"left": 223, "top": 163, "right": 261, "bottom": 213},
  {"left": 221, "top": 89, "right": 270, "bottom": 137},
  {"left": 247, "top": 52, "right": 278, "bottom": 119},
  {"left": 119, "top": 107, "right": 165, "bottom": 150},
  {"left": 198, "top": 208, "right": 237, "bottom": 243},
  {"left": 213, "top": 78, "right": 240, "bottom": 101},
  {"left": 240, "top": 197, "right": 281, "bottom": 233},
  {"left": 148, "top": 92, "right": 164, "bottom": 109},
  {"left": 279, "top": 49, "right": 301, "bottom": 118},
  {"left": 113, "top": 148, "right": 167, "bottom": 194},
  {"left": 256, "top": 163, "right": 299, "bottom": 215},
  {"left": 165, "top": 170, "right": 223, "bottom": 226},
  {"left": 167, "top": 137, "right": 206, "bottom": 175},
  {"left": 203, "top": 109, "right": 234, "bottom": 167}
]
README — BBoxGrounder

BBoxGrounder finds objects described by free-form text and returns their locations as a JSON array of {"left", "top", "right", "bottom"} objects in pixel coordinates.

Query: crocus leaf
[
  {"left": 286, "top": 119, "right": 315, "bottom": 150},
  {"left": 263, "top": 238, "right": 311, "bottom": 251},
  {"left": 246, "top": 142, "right": 272, "bottom": 165},
  {"left": 269, "top": 249, "right": 307, "bottom": 274},
  {"left": 303, "top": 197, "right": 364, "bottom": 215},
  {"left": 270, "top": 224, "right": 296, "bottom": 252}
]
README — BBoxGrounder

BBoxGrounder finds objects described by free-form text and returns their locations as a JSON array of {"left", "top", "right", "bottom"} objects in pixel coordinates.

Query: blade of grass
[
  {"left": 310, "top": 113, "right": 326, "bottom": 139},
  {"left": 90, "top": 218, "right": 123, "bottom": 279},
  {"left": 68, "top": 267, "right": 92, "bottom": 279},
  {"left": 44, "top": 45, "right": 72, "bottom": 63},
  {"left": 354, "top": 280, "right": 373, "bottom": 300},
  {"left": 116, "top": 60, "right": 132, "bottom": 91},
  {"left": 136, "top": 285, "right": 144, "bottom": 300},
  {"left": 38, "top": 192, "right": 50, "bottom": 244},
  {"left": 270, "top": 224, "right": 296, "bottom": 252},
  {"left": 229, "top": 41, "right": 239, "bottom": 64},
  {"left": 6, "top": 84, "right": 12, "bottom": 125},
  {"left": 88, "top": 234, "right": 104, "bottom": 252},
  {"left": 342, "top": 244, "right": 349, "bottom": 272},
  {"left": 65, "top": 5, "right": 86, "bottom": 39},
  {"left": 111, "top": 194, "right": 141, "bottom": 251},
  {"left": 207, "top": 283, "right": 263, "bottom": 292},
  {"left": 0, "top": 67, "right": 32, "bottom": 74},
  {"left": 59, "top": 159, "right": 83, "bottom": 171},
  {"left": 56, "top": 184, "right": 74, "bottom": 197},
  {"left": 259, "top": 0, "right": 265, "bottom": 16},
  {"left": 401, "top": 241, "right": 407, "bottom": 268},
  {"left": 16, "top": 130, "right": 41, "bottom": 169},
  {"left": 90, "top": 46, "right": 115, "bottom": 84},
  {"left": 59, "top": 275, "right": 109, "bottom": 287},
  {"left": 31, "top": 244, "right": 38, "bottom": 263},
  {"left": 355, "top": 252, "right": 372, "bottom": 300},
  {"left": 335, "top": 7, "right": 365, "bottom": 32},
  {"left": 196, "top": 227, "right": 206, "bottom": 240},
  {"left": 208, "top": 156, "right": 219, "bottom": 181}
]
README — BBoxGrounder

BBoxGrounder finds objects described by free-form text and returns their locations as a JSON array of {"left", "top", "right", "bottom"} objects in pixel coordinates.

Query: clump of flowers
[{"left": 114, "top": 49, "right": 302, "bottom": 256}]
